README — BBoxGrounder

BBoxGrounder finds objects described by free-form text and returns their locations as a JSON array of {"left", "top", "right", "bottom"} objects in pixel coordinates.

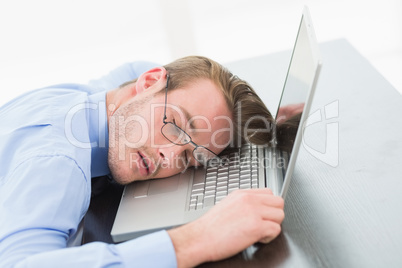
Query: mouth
[{"left": 138, "top": 151, "right": 154, "bottom": 176}]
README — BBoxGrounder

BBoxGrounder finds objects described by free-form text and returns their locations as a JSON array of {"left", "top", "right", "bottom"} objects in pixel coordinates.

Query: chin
[{"left": 108, "top": 165, "right": 132, "bottom": 185}]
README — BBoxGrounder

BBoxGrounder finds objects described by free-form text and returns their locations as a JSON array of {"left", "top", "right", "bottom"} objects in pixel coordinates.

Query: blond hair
[{"left": 163, "top": 56, "right": 274, "bottom": 147}]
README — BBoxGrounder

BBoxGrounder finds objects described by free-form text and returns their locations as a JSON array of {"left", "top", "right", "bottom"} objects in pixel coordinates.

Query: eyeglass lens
[
  {"left": 161, "top": 122, "right": 219, "bottom": 166},
  {"left": 161, "top": 122, "right": 190, "bottom": 145}
]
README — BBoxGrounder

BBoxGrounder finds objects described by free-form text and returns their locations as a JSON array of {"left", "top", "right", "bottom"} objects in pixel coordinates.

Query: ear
[{"left": 135, "top": 67, "right": 167, "bottom": 95}]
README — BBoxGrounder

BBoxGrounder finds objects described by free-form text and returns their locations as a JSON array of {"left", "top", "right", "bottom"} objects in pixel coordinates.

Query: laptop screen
[{"left": 276, "top": 7, "right": 322, "bottom": 197}]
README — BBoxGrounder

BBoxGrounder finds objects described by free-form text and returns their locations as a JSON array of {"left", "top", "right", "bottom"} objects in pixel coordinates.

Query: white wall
[{"left": 1, "top": 0, "right": 401, "bottom": 107}]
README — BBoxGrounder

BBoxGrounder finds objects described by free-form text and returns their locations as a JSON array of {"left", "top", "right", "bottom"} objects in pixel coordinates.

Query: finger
[
  {"left": 242, "top": 192, "right": 284, "bottom": 209},
  {"left": 227, "top": 189, "right": 284, "bottom": 209},
  {"left": 260, "top": 207, "right": 285, "bottom": 224},
  {"left": 258, "top": 221, "right": 282, "bottom": 244},
  {"left": 232, "top": 188, "right": 274, "bottom": 196},
  {"left": 261, "top": 195, "right": 285, "bottom": 209}
]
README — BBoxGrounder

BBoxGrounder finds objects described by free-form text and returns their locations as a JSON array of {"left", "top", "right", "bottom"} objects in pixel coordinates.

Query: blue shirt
[{"left": 0, "top": 62, "right": 177, "bottom": 267}]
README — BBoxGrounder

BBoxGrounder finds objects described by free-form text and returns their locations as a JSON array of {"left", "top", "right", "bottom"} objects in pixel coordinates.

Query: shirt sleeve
[
  {"left": 0, "top": 155, "right": 177, "bottom": 268},
  {"left": 87, "top": 61, "right": 160, "bottom": 92}
]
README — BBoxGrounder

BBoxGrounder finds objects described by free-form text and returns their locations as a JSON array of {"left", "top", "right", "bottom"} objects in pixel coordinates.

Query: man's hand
[{"left": 168, "top": 188, "right": 285, "bottom": 268}]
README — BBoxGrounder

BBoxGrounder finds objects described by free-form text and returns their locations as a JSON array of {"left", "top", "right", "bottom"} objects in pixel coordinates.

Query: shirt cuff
[{"left": 116, "top": 230, "right": 177, "bottom": 268}]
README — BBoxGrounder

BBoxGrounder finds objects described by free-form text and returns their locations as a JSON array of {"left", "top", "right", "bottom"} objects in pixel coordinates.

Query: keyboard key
[
  {"left": 206, "top": 180, "right": 216, "bottom": 187},
  {"left": 206, "top": 173, "right": 217, "bottom": 180},
  {"left": 217, "top": 185, "right": 227, "bottom": 192},
  {"left": 229, "top": 177, "right": 239, "bottom": 183},
  {"left": 229, "top": 162, "right": 240, "bottom": 169},
  {"left": 252, "top": 178, "right": 258, "bottom": 188},
  {"left": 207, "top": 167, "right": 218, "bottom": 173},
  {"left": 203, "top": 196, "right": 215, "bottom": 208},
  {"left": 228, "top": 173, "right": 239, "bottom": 179},
  {"left": 205, "top": 190, "right": 216, "bottom": 197},
  {"left": 240, "top": 184, "right": 251, "bottom": 189},
  {"left": 192, "top": 184, "right": 205, "bottom": 191},
  {"left": 191, "top": 188, "right": 204, "bottom": 195},
  {"left": 189, "top": 196, "right": 198, "bottom": 210},
  {"left": 205, "top": 185, "right": 216, "bottom": 191},
  {"left": 240, "top": 177, "right": 251, "bottom": 183},
  {"left": 193, "top": 172, "right": 206, "bottom": 185},
  {"left": 228, "top": 183, "right": 239, "bottom": 190},
  {"left": 217, "top": 181, "right": 228, "bottom": 187},
  {"left": 240, "top": 170, "right": 250, "bottom": 176},
  {"left": 217, "top": 176, "right": 228, "bottom": 183}
]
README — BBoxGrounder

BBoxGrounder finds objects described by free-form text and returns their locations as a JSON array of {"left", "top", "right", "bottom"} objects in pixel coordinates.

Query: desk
[{"left": 83, "top": 39, "right": 402, "bottom": 267}]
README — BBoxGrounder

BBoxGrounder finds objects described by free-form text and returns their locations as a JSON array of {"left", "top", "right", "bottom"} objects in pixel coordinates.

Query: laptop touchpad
[{"left": 147, "top": 176, "right": 180, "bottom": 196}]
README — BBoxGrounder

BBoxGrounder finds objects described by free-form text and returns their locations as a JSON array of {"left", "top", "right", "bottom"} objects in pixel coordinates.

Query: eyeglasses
[{"left": 161, "top": 74, "right": 221, "bottom": 167}]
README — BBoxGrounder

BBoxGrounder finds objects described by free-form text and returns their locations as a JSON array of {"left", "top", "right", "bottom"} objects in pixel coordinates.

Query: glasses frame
[{"left": 161, "top": 74, "right": 221, "bottom": 167}]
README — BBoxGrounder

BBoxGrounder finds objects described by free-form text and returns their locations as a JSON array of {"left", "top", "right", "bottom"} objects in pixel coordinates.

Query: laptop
[{"left": 111, "top": 6, "right": 322, "bottom": 242}]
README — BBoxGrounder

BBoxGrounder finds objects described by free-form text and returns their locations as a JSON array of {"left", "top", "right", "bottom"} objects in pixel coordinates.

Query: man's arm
[
  {"left": 0, "top": 156, "right": 176, "bottom": 267},
  {"left": 168, "top": 188, "right": 285, "bottom": 268}
]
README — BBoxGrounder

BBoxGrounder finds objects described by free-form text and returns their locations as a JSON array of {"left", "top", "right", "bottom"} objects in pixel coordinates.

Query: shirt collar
[{"left": 87, "top": 91, "right": 110, "bottom": 177}]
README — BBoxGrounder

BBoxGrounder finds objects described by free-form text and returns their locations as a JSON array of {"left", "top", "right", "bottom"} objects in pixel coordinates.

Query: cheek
[
  {"left": 124, "top": 120, "right": 149, "bottom": 145},
  {"left": 110, "top": 111, "right": 149, "bottom": 148}
]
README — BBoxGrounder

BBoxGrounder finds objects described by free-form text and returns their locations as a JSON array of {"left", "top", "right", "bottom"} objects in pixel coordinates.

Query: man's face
[{"left": 108, "top": 78, "right": 233, "bottom": 184}]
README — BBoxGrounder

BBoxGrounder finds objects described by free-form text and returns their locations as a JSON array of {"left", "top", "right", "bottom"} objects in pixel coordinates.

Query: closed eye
[
  {"left": 172, "top": 118, "right": 189, "bottom": 165},
  {"left": 172, "top": 118, "right": 182, "bottom": 129},
  {"left": 184, "top": 150, "right": 190, "bottom": 166}
]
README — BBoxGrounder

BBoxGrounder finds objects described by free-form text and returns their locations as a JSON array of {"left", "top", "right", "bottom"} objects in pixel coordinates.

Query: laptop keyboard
[{"left": 188, "top": 144, "right": 260, "bottom": 210}]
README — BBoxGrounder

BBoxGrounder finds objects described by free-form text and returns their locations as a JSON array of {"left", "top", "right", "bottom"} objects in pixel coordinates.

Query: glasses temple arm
[{"left": 163, "top": 74, "right": 170, "bottom": 123}]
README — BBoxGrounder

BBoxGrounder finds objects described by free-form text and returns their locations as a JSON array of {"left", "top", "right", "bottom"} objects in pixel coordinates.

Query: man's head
[{"left": 107, "top": 56, "right": 273, "bottom": 184}]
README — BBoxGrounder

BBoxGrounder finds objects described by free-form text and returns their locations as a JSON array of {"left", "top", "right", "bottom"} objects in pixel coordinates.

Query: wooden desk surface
[{"left": 83, "top": 39, "right": 402, "bottom": 267}]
